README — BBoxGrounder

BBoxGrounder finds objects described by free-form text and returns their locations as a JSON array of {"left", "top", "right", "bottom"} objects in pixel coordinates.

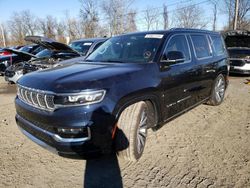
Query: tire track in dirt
[{"left": 0, "top": 76, "right": 249, "bottom": 187}]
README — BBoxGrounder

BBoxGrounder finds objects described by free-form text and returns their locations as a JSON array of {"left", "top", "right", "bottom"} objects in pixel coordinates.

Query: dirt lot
[{"left": 0, "top": 76, "right": 249, "bottom": 188}]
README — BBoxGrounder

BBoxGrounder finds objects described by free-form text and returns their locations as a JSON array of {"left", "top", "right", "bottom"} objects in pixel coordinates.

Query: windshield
[
  {"left": 19, "top": 45, "right": 35, "bottom": 53},
  {"left": 228, "top": 49, "right": 250, "bottom": 58},
  {"left": 86, "top": 33, "right": 163, "bottom": 63},
  {"left": 36, "top": 49, "right": 53, "bottom": 58},
  {"left": 69, "top": 41, "right": 93, "bottom": 56}
]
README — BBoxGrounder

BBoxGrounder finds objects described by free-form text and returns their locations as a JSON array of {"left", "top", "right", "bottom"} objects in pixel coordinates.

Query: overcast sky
[{"left": 0, "top": 0, "right": 228, "bottom": 31}]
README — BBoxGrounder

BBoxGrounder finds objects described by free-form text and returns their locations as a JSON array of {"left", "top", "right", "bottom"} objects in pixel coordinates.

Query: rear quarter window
[
  {"left": 191, "top": 35, "right": 211, "bottom": 59},
  {"left": 210, "top": 35, "right": 226, "bottom": 56}
]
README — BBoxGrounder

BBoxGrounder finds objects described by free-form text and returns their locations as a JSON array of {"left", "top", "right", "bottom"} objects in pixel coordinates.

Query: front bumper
[
  {"left": 15, "top": 97, "right": 115, "bottom": 159},
  {"left": 230, "top": 64, "right": 250, "bottom": 75},
  {"left": 5, "top": 72, "right": 23, "bottom": 83}
]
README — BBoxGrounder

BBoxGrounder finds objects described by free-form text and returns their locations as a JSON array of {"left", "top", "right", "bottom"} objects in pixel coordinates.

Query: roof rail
[{"left": 170, "top": 28, "right": 214, "bottom": 33}]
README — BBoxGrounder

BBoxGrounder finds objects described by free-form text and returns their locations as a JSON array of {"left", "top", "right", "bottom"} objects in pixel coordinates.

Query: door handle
[{"left": 206, "top": 69, "right": 216, "bottom": 73}]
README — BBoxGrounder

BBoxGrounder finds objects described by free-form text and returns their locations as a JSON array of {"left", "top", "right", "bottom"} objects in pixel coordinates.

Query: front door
[{"left": 159, "top": 34, "right": 198, "bottom": 120}]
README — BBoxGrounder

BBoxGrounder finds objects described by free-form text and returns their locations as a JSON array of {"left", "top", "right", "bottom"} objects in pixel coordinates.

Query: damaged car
[
  {"left": 5, "top": 36, "right": 107, "bottom": 83},
  {"left": 0, "top": 44, "right": 42, "bottom": 75},
  {"left": 224, "top": 30, "right": 250, "bottom": 75}
]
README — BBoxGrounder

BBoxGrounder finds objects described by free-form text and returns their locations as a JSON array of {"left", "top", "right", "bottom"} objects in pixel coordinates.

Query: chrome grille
[{"left": 18, "top": 85, "right": 55, "bottom": 111}]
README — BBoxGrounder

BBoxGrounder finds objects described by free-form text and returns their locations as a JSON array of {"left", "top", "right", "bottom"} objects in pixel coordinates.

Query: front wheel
[
  {"left": 207, "top": 74, "right": 226, "bottom": 106},
  {"left": 115, "top": 101, "right": 154, "bottom": 161}
]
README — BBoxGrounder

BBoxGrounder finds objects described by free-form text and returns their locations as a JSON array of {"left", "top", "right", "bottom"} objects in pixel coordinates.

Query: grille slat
[{"left": 17, "top": 85, "right": 55, "bottom": 111}]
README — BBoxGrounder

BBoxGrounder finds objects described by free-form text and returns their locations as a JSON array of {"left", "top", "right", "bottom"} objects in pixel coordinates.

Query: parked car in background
[
  {"left": 0, "top": 49, "right": 12, "bottom": 56},
  {"left": 15, "top": 29, "right": 229, "bottom": 161},
  {"left": 0, "top": 45, "right": 24, "bottom": 56},
  {"left": 5, "top": 37, "right": 107, "bottom": 83},
  {"left": 58, "top": 37, "right": 107, "bottom": 66},
  {"left": 69, "top": 38, "right": 107, "bottom": 56},
  {"left": 0, "top": 44, "right": 42, "bottom": 75},
  {"left": 224, "top": 30, "right": 250, "bottom": 75},
  {"left": 4, "top": 36, "right": 80, "bottom": 83}
]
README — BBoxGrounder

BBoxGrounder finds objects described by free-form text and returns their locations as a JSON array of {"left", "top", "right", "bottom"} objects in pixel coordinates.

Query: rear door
[
  {"left": 189, "top": 34, "right": 216, "bottom": 102},
  {"left": 159, "top": 34, "right": 198, "bottom": 119}
]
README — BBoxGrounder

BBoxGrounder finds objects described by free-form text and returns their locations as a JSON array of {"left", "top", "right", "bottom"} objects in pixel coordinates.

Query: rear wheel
[
  {"left": 115, "top": 101, "right": 154, "bottom": 161},
  {"left": 207, "top": 74, "right": 226, "bottom": 106}
]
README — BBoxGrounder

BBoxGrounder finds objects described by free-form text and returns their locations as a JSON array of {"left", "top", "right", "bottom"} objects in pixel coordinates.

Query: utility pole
[
  {"left": 0, "top": 23, "right": 6, "bottom": 47},
  {"left": 233, "top": 0, "right": 239, "bottom": 30}
]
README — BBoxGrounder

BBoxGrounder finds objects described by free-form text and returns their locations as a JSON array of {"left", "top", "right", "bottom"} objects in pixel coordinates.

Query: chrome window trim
[{"left": 160, "top": 33, "right": 192, "bottom": 65}]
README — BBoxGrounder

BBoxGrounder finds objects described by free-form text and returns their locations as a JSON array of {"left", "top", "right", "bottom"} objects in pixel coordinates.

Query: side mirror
[{"left": 161, "top": 51, "right": 185, "bottom": 64}]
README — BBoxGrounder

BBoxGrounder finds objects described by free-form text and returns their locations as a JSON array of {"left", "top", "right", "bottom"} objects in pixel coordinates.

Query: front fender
[{"left": 112, "top": 88, "right": 162, "bottom": 123}]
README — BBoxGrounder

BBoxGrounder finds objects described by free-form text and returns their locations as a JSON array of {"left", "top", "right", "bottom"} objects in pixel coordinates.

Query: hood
[
  {"left": 2, "top": 48, "right": 37, "bottom": 59},
  {"left": 25, "top": 36, "right": 80, "bottom": 55},
  {"left": 224, "top": 30, "right": 250, "bottom": 48},
  {"left": 18, "top": 62, "right": 144, "bottom": 93}
]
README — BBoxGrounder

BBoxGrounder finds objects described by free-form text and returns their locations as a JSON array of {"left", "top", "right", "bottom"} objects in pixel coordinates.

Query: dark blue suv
[{"left": 15, "top": 29, "right": 229, "bottom": 161}]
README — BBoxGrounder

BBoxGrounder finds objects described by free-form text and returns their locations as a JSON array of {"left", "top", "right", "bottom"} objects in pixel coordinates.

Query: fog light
[{"left": 57, "top": 127, "right": 85, "bottom": 134}]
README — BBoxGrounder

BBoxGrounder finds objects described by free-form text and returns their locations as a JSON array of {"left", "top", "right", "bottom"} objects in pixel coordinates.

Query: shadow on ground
[{"left": 83, "top": 153, "right": 123, "bottom": 188}]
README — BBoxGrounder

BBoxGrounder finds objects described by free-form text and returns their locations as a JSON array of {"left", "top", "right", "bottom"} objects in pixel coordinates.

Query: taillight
[{"left": 0, "top": 51, "right": 11, "bottom": 56}]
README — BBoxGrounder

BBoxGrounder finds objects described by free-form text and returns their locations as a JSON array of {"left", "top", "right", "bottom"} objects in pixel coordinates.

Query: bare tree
[
  {"left": 173, "top": 4, "right": 208, "bottom": 29},
  {"left": 102, "top": 0, "right": 134, "bottom": 36},
  {"left": 63, "top": 11, "right": 85, "bottom": 40},
  {"left": 163, "top": 4, "right": 169, "bottom": 30},
  {"left": 38, "top": 16, "right": 57, "bottom": 39},
  {"left": 8, "top": 10, "right": 38, "bottom": 45},
  {"left": 209, "top": 0, "right": 218, "bottom": 31},
  {"left": 8, "top": 12, "right": 26, "bottom": 45},
  {"left": 237, "top": 0, "right": 250, "bottom": 29},
  {"left": 221, "top": 0, "right": 250, "bottom": 30},
  {"left": 125, "top": 10, "right": 137, "bottom": 32},
  {"left": 55, "top": 21, "right": 67, "bottom": 43},
  {"left": 0, "top": 23, "right": 8, "bottom": 47},
  {"left": 144, "top": 7, "right": 158, "bottom": 31},
  {"left": 79, "top": 0, "right": 99, "bottom": 38},
  {"left": 22, "top": 10, "right": 38, "bottom": 36}
]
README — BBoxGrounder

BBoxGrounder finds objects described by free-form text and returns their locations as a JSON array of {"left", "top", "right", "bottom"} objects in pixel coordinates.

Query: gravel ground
[{"left": 0, "top": 76, "right": 250, "bottom": 188}]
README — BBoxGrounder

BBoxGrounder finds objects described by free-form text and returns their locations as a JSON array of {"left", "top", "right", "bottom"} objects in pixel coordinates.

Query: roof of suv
[
  {"left": 71, "top": 38, "right": 107, "bottom": 43},
  {"left": 116, "top": 28, "right": 220, "bottom": 37}
]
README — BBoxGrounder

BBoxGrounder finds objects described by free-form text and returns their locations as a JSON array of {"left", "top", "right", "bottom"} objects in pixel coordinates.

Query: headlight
[
  {"left": 16, "top": 70, "right": 23, "bottom": 75},
  {"left": 54, "top": 90, "right": 106, "bottom": 106},
  {"left": 1, "top": 60, "right": 9, "bottom": 67}
]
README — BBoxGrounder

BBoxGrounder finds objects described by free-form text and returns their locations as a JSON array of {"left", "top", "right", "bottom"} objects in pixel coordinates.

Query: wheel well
[
  {"left": 114, "top": 98, "right": 160, "bottom": 126},
  {"left": 145, "top": 99, "right": 159, "bottom": 127}
]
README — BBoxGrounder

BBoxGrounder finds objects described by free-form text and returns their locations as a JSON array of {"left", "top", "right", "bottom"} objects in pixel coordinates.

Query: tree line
[{"left": 0, "top": 0, "right": 249, "bottom": 47}]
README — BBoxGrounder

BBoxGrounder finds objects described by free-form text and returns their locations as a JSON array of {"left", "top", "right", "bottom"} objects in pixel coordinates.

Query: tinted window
[
  {"left": 36, "top": 49, "right": 53, "bottom": 58},
  {"left": 191, "top": 35, "right": 211, "bottom": 58},
  {"left": 163, "top": 35, "right": 190, "bottom": 62},
  {"left": 210, "top": 35, "right": 225, "bottom": 56},
  {"left": 86, "top": 33, "right": 163, "bottom": 63},
  {"left": 69, "top": 41, "right": 93, "bottom": 56},
  {"left": 93, "top": 42, "right": 104, "bottom": 51},
  {"left": 31, "top": 46, "right": 45, "bottom": 55},
  {"left": 19, "top": 45, "right": 35, "bottom": 53}
]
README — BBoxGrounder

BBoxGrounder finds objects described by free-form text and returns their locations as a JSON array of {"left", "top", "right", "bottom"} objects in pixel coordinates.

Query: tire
[
  {"left": 207, "top": 74, "right": 226, "bottom": 106},
  {"left": 115, "top": 101, "right": 153, "bottom": 161}
]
